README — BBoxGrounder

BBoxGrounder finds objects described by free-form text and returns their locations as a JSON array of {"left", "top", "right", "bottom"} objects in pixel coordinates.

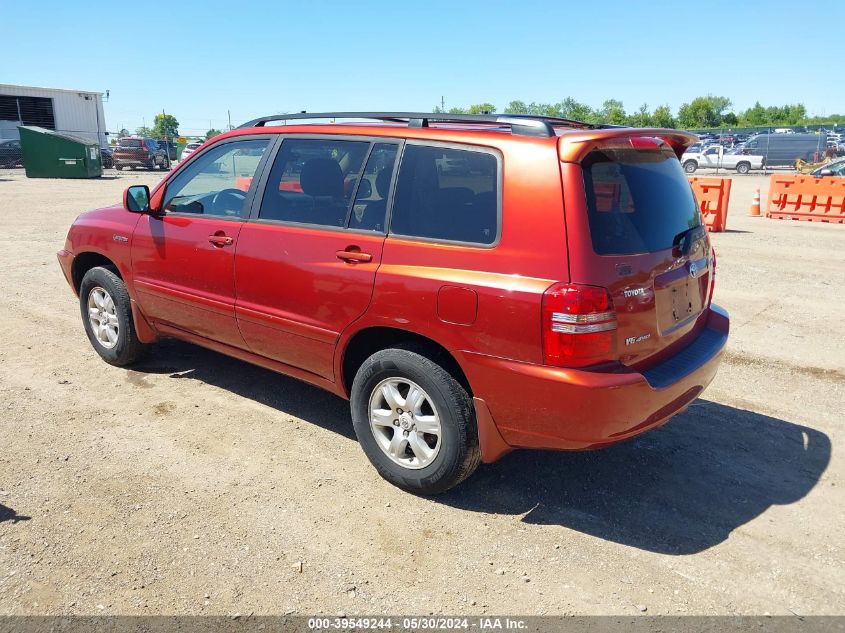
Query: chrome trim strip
[
  {"left": 551, "top": 321, "right": 617, "bottom": 334},
  {"left": 551, "top": 311, "right": 616, "bottom": 324}
]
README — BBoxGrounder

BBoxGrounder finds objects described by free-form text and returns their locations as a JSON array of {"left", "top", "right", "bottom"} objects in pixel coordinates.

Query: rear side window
[
  {"left": 349, "top": 143, "right": 399, "bottom": 232},
  {"left": 391, "top": 145, "right": 499, "bottom": 245},
  {"left": 259, "top": 138, "right": 369, "bottom": 228},
  {"left": 582, "top": 146, "right": 700, "bottom": 255}
]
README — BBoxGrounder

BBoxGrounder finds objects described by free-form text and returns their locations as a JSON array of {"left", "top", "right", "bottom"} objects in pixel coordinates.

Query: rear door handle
[
  {"left": 208, "top": 233, "right": 234, "bottom": 247},
  {"left": 336, "top": 248, "right": 372, "bottom": 263}
]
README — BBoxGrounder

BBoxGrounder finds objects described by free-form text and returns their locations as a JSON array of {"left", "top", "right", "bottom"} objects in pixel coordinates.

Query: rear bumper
[
  {"left": 463, "top": 305, "right": 729, "bottom": 456},
  {"left": 114, "top": 157, "right": 154, "bottom": 166}
]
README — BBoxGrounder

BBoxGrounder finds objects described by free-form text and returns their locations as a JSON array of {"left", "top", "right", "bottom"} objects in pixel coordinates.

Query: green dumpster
[{"left": 19, "top": 126, "right": 103, "bottom": 178}]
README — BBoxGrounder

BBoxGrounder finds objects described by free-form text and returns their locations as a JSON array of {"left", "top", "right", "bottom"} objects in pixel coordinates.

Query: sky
[{"left": 3, "top": 0, "right": 841, "bottom": 136}]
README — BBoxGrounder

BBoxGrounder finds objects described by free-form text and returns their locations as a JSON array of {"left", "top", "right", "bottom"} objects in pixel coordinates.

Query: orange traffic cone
[{"left": 749, "top": 189, "right": 761, "bottom": 216}]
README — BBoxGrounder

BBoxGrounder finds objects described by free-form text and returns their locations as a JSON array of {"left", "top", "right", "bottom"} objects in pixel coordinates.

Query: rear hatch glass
[
  {"left": 118, "top": 139, "right": 143, "bottom": 148},
  {"left": 578, "top": 142, "right": 712, "bottom": 367},
  {"left": 583, "top": 146, "right": 701, "bottom": 255}
]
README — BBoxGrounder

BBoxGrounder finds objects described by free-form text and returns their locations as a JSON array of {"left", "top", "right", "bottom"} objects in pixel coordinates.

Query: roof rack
[{"left": 237, "top": 112, "right": 600, "bottom": 138}]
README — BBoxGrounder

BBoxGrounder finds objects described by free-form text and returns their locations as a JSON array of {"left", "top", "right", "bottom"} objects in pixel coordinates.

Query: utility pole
[
  {"left": 228, "top": 110, "right": 232, "bottom": 131},
  {"left": 441, "top": 96, "right": 445, "bottom": 112}
]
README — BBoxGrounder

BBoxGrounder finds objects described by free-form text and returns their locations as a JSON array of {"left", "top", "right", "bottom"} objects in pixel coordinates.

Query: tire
[
  {"left": 79, "top": 266, "right": 149, "bottom": 367},
  {"left": 350, "top": 344, "right": 481, "bottom": 495},
  {"left": 736, "top": 161, "right": 750, "bottom": 174},
  {"left": 683, "top": 160, "right": 698, "bottom": 174},
  {"left": 161, "top": 158, "right": 170, "bottom": 171},
  {"left": 115, "top": 164, "right": 123, "bottom": 171}
]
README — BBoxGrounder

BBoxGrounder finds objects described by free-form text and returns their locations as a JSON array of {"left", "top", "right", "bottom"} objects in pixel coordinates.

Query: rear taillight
[
  {"left": 542, "top": 283, "right": 617, "bottom": 368},
  {"left": 708, "top": 249, "right": 717, "bottom": 306}
]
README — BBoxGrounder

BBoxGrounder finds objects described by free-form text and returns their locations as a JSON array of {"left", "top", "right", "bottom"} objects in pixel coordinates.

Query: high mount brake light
[
  {"left": 629, "top": 136, "right": 664, "bottom": 150},
  {"left": 542, "top": 283, "right": 617, "bottom": 368}
]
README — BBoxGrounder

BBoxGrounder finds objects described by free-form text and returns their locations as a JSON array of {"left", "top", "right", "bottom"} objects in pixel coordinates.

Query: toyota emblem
[{"left": 689, "top": 262, "right": 698, "bottom": 279}]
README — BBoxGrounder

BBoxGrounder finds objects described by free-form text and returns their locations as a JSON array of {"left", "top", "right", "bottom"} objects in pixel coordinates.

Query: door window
[
  {"left": 162, "top": 139, "right": 270, "bottom": 218},
  {"left": 258, "top": 138, "right": 369, "bottom": 228},
  {"left": 348, "top": 143, "right": 399, "bottom": 232}
]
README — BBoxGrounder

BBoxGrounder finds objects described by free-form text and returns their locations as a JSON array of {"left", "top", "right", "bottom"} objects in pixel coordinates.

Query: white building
[{"left": 0, "top": 84, "right": 108, "bottom": 147}]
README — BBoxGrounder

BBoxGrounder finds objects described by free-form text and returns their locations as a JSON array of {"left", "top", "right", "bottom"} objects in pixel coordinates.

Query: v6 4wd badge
[{"left": 625, "top": 333, "right": 651, "bottom": 346}]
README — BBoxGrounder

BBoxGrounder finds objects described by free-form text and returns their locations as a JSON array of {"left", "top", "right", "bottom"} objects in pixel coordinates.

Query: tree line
[
  {"left": 115, "top": 113, "right": 221, "bottom": 143},
  {"left": 435, "top": 96, "right": 845, "bottom": 129}
]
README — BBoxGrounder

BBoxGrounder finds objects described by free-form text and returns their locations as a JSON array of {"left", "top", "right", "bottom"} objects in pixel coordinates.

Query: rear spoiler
[{"left": 558, "top": 128, "right": 698, "bottom": 162}]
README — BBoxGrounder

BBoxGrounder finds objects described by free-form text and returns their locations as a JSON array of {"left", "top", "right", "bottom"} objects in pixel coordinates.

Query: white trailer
[{"left": 0, "top": 84, "right": 108, "bottom": 147}]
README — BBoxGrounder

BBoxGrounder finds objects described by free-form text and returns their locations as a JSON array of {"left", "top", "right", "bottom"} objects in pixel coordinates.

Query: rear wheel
[
  {"left": 79, "top": 266, "right": 149, "bottom": 366},
  {"left": 115, "top": 164, "right": 123, "bottom": 171},
  {"left": 683, "top": 160, "right": 698, "bottom": 174},
  {"left": 350, "top": 345, "right": 480, "bottom": 495},
  {"left": 736, "top": 161, "right": 750, "bottom": 174}
]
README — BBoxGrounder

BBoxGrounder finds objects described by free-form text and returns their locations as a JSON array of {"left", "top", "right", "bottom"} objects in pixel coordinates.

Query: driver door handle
[
  {"left": 336, "top": 247, "right": 372, "bottom": 263},
  {"left": 208, "top": 233, "right": 234, "bottom": 247}
]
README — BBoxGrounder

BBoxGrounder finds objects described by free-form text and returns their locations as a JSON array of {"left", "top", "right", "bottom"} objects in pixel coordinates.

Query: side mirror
[
  {"left": 124, "top": 185, "right": 151, "bottom": 213},
  {"left": 819, "top": 169, "right": 834, "bottom": 177}
]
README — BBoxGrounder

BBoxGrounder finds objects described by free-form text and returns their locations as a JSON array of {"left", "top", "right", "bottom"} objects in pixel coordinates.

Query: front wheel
[
  {"left": 736, "top": 161, "right": 751, "bottom": 174},
  {"left": 683, "top": 160, "right": 698, "bottom": 174},
  {"left": 79, "top": 266, "right": 149, "bottom": 366},
  {"left": 350, "top": 345, "right": 480, "bottom": 495}
]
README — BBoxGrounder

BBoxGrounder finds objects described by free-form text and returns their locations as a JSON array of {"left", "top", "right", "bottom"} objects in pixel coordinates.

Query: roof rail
[{"left": 237, "top": 112, "right": 599, "bottom": 138}]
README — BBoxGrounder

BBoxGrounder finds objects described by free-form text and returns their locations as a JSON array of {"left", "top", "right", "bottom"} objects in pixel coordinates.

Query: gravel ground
[{"left": 0, "top": 168, "right": 842, "bottom": 616}]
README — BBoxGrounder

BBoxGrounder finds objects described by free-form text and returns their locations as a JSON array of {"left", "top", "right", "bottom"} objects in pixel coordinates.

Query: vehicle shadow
[
  {"left": 0, "top": 504, "right": 31, "bottom": 524},
  {"left": 129, "top": 341, "right": 830, "bottom": 556},
  {"left": 440, "top": 400, "right": 830, "bottom": 555},
  {"left": 131, "top": 340, "right": 355, "bottom": 441}
]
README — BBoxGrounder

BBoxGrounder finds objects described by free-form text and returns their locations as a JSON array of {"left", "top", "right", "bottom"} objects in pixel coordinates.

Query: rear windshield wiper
[{"left": 672, "top": 225, "right": 706, "bottom": 257}]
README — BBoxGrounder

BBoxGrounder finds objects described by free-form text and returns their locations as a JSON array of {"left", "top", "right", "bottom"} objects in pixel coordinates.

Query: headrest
[
  {"left": 300, "top": 159, "right": 343, "bottom": 197},
  {"left": 375, "top": 168, "right": 392, "bottom": 198}
]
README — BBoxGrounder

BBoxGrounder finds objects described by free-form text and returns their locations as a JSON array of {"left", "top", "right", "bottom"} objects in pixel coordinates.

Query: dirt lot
[{"left": 0, "top": 168, "right": 842, "bottom": 616}]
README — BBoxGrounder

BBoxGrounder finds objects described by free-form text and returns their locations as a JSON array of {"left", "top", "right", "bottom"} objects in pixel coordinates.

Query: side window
[
  {"left": 258, "top": 138, "right": 369, "bottom": 228},
  {"left": 390, "top": 145, "right": 499, "bottom": 245},
  {"left": 163, "top": 139, "right": 270, "bottom": 217},
  {"left": 349, "top": 143, "right": 399, "bottom": 232}
]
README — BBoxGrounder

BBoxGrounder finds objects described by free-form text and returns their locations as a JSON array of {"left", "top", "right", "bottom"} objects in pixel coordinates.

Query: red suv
[
  {"left": 113, "top": 137, "right": 170, "bottom": 171},
  {"left": 57, "top": 112, "right": 728, "bottom": 494}
]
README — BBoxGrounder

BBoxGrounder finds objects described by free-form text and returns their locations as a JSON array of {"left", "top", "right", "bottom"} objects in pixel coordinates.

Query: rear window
[
  {"left": 119, "top": 139, "right": 142, "bottom": 148},
  {"left": 582, "top": 146, "right": 700, "bottom": 255},
  {"left": 391, "top": 144, "right": 499, "bottom": 245}
]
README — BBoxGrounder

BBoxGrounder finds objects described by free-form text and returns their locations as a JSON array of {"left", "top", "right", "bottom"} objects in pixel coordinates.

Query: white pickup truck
[{"left": 681, "top": 145, "right": 765, "bottom": 174}]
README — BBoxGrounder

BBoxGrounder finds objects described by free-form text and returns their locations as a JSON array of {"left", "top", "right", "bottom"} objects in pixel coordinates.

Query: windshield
[{"left": 582, "top": 145, "right": 701, "bottom": 255}]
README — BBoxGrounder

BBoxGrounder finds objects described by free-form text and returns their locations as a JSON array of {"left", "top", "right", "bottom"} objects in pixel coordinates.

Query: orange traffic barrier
[
  {"left": 234, "top": 176, "right": 253, "bottom": 192},
  {"left": 688, "top": 177, "right": 732, "bottom": 232},
  {"left": 749, "top": 189, "right": 761, "bottom": 216},
  {"left": 766, "top": 175, "right": 845, "bottom": 223}
]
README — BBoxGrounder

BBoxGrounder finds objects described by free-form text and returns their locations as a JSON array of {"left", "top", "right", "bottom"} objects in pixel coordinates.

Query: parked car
[
  {"left": 57, "top": 112, "right": 729, "bottom": 494},
  {"left": 682, "top": 144, "right": 765, "bottom": 173},
  {"left": 100, "top": 147, "right": 114, "bottom": 169},
  {"left": 113, "top": 137, "right": 170, "bottom": 171},
  {"left": 180, "top": 140, "right": 204, "bottom": 162},
  {"left": 810, "top": 157, "right": 845, "bottom": 177},
  {"left": 156, "top": 139, "right": 178, "bottom": 161},
  {"left": 0, "top": 139, "right": 23, "bottom": 168},
  {"left": 738, "top": 133, "right": 829, "bottom": 167}
]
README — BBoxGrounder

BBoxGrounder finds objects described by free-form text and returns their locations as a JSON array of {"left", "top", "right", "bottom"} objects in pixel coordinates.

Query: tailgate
[{"left": 562, "top": 135, "right": 713, "bottom": 368}]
